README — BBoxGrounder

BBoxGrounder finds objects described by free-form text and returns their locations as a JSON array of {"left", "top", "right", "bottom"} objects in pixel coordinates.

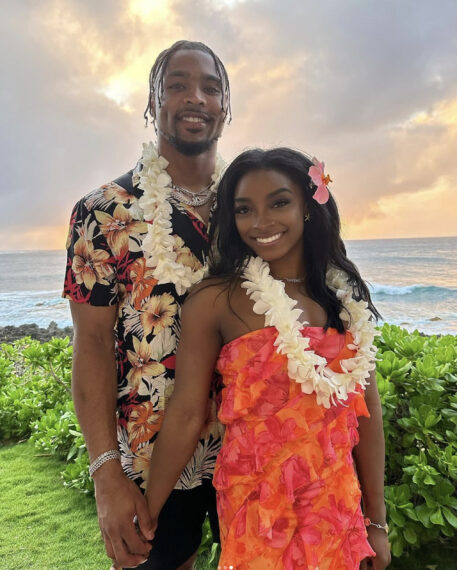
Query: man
[{"left": 63, "top": 40, "right": 231, "bottom": 570}]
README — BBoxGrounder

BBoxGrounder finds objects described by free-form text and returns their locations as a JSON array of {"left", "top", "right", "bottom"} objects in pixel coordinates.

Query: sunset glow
[
  {"left": 129, "top": 0, "right": 171, "bottom": 21},
  {"left": 2, "top": 0, "right": 456, "bottom": 250}
]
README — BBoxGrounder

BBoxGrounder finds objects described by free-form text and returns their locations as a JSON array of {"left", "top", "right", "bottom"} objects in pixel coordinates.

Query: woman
[{"left": 145, "top": 148, "right": 391, "bottom": 569}]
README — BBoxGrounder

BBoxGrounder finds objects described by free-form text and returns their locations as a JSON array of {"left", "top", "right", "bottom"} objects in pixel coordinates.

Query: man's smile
[
  {"left": 180, "top": 115, "right": 207, "bottom": 123},
  {"left": 177, "top": 110, "right": 210, "bottom": 124}
]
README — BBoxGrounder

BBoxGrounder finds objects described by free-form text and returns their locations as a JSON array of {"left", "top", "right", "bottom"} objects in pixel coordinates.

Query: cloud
[
  {"left": 344, "top": 176, "right": 457, "bottom": 239},
  {"left": 1, "top": 0, "right": 456, "bottom": 249},
  {"left": 0, "top": 0, "right": 168, "bottom": 240},
  {"left": 208, "top": 0, "right": 457, "bottom": 227}
]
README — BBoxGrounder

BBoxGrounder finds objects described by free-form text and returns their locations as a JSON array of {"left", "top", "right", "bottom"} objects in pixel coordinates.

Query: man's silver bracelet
[{"left": 89, "top": 450, "right": 121, "bottom": 477}]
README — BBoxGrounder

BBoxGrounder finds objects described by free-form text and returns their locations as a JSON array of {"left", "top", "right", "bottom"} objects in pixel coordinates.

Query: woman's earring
[{"left": 304, "top": 213, "right": 311, "bottom": 222}]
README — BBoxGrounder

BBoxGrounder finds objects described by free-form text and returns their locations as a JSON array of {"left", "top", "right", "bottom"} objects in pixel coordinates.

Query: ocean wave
[
  {"left": 370, "top": 283, "right": 457, "bottom": 297},
  {"left": 0, "top": 289, "right": 62, "bottom": 299},
  {"left": 377, "top": 317, "right": 457, "bottom": 335}
]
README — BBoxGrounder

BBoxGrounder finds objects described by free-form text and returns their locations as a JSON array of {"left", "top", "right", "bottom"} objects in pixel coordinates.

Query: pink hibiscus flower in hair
[{"left": 308, "top": 157, "right": 332, "bottom": 204}]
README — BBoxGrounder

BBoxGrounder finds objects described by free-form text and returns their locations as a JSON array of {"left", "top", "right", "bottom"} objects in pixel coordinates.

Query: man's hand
[
  {"left": 94, "top": 462, "right": 156, "bottom": 568},
  {"left": 360, "top": 528, "right": 391, "bottom": 569}
]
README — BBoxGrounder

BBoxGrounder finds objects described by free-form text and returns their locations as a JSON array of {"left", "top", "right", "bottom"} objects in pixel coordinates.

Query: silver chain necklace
[{"left": 170, "top": 181, "right": 214, "bottom": 207}]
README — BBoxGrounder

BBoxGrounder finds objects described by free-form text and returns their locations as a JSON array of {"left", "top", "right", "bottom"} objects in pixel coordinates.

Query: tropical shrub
[
  {"left": 0, "top": 337, "right": 72, "bottom": 439},
  {"left": 197, "top": 518, "right": 220, "bottom": 568},
  {"left": 375, "top": 324, "right": 457, "bottom": 557},
  {"left": 30, "top": 398, "right": 93, "bottom": 493},
  {"left": 0, "top": 337, "right": 92, "bottom": 492},
  {"left": 30, "top": 400, "right": 84, "bottom": 459},
  {"left": 61, "top": 451, "right": 94, "bottom": 494}
]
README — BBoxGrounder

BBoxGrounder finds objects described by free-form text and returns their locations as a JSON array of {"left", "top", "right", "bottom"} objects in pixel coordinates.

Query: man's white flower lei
[
  {"left": 241, "top": 256, "right": 377, "bottom": 408},
  {"left": 137, "top": 142, "right": 225, "bottom": 296}
]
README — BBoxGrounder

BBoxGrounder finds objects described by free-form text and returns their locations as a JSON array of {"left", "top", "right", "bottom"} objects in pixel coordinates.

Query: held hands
[
  {"left": 93, "top": 463, "right": 156, "bottom": 568},
  {"left": 360, "top": 527, "right": 391, "bottom": 569}
]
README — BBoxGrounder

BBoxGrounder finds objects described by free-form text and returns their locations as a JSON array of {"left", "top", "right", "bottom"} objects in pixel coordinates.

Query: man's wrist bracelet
[
  {"left": 89, "top": 450, "right": 121, "bottom": 477},
  {"left": 364, "top": 517, "right": 389, "bottom": 534}
]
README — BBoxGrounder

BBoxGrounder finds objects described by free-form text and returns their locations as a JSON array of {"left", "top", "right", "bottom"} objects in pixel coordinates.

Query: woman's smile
[{"left": 253, "top": 231, "right": 285, "bottom": 245}]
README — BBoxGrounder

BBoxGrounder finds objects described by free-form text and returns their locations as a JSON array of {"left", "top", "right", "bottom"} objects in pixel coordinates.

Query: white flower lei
[
  {"left": 241, "top": 256, "right": 377, "bottom": 408},
  {"left": 137, "top": 142, "right": 225, "bottom": 295}
]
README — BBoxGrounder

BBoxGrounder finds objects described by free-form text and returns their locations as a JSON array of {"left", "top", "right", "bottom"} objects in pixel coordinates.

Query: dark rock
[{"left": 0, "top": 321, "right": 73, "bottom": 344}]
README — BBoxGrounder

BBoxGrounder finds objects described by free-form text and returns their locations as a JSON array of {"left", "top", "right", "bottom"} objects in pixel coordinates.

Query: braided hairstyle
[{"left": 144, "top": 40, "right": 232, "bottom": 128}]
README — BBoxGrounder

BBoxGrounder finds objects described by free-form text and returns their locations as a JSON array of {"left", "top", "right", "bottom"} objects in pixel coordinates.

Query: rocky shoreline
[
  {"left": 0, "top": 321, "right": 73, "bottom": 344},
  {"left": 0, "top": 321, "right": 446, "bottom": 345}
]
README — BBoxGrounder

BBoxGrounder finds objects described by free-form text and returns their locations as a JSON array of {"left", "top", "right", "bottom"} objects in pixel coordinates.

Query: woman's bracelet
[
  {"left": 89, "top": 449, "right": 121, "bottom": 477},
  {"left": 364, "top": 517, "right": 389, "bottom": 534}
]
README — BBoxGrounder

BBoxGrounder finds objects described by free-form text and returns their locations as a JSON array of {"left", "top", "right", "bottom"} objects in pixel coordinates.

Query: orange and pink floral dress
[{"left": 213, "top": 326, "right": 375, "bottom": 570}]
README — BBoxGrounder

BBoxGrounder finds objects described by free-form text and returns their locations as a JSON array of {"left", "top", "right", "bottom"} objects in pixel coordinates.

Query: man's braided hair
[{"left": 144, "top": 40, "right": 232, "bottom": 128}]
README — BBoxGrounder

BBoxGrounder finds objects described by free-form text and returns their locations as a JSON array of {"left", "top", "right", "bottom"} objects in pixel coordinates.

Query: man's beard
[{"left": 161, "top": 131, "right": 219, "bottom": 156}]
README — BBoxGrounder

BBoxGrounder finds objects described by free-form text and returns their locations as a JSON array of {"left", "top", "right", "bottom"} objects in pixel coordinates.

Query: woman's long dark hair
[{"left": 208, "top": 147, "right": 380, "bottom": 332}]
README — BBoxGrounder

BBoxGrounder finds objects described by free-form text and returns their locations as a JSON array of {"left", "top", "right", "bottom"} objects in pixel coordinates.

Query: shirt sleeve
[{"left": 62, "top": 195, "right": 118, "bottom": 306}]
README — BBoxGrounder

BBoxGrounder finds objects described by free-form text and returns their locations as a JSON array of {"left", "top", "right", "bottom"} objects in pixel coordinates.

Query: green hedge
[
  {"left": 0, "top": 337, "right": 91, "bottom": 493},
  {"left": 375, "top": 324, "right": 457, "bottom": 557},
  {"left": 0, "top": 337, "right": 72, "bottom": 440},
  {"left": 1, "top": 324, "right": 457, "bottom": 560}
]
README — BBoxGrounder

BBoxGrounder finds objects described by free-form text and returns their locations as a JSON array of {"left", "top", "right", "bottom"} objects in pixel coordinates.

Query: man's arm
[
  {"left": 354, "top": 371, "right": 391, "bottom": 570},
  {"left": 71, "top": 301, "right": 154, "bottom": 568},
  {"left": 71, "top": 302, "right": 118, "bottom": 461}
]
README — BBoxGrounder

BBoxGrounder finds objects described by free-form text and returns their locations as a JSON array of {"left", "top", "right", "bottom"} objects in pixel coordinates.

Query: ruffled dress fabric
[{"left": 214, "top": 326, "right": 375, "bottom": 570}]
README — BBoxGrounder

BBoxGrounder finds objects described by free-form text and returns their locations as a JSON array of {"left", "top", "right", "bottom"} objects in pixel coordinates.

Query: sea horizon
[
  {"left": 1, "top": 236, "right": 456, "bottom": 336},
  {"left": 1, "top": 234, "right": 456, "bottom": 254}
]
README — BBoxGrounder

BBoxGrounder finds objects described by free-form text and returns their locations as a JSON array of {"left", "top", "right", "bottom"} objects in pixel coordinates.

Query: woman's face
[{"left": 233, "top": 168, "right": 308, "bottom": 264}]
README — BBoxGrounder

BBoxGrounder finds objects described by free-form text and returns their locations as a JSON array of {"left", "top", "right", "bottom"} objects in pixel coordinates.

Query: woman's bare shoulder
[
  {"left": 184, "top": 277, "right": 235, "bottom": 313},
  {"left": 187, "top": 277, "right": 232, "bottom": 300}
]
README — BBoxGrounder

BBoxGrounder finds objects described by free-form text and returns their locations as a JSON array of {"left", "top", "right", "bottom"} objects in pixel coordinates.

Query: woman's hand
[{"left": 360, "top": 527, "right": 391, "bottom": 569}]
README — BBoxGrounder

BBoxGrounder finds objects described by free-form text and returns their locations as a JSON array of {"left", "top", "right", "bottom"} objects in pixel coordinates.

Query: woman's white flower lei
[
  {"left": 241, "top": 256, "right": 377, "bottom": 408},
  {"left": 137, "top": 142, "right": 225, "bottom": 296}
]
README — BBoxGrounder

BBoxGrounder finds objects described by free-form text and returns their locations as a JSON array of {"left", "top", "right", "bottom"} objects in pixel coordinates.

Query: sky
[{"left": 1, "top": 0, "right": 456, "bottom": 250}]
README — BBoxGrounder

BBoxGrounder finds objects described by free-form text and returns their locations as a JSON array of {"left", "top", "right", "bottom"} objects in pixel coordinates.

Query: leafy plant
[
  {"left": 197, "top": 517, "right": 220, "bottom": 569},
  {"left": 62, "top": 452, "right": 93, "bottom": 494},
  {"left": 0, "top": 338, "right": 72, "bottom": 439},
  {"left": 376, "top": 323, "right": 457, "bottom": 557},
  {"left": 30, "top": 400, "right": 85, "bottom": 460}
]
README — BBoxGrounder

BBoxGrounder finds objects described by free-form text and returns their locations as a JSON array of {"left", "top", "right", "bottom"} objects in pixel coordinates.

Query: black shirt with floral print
[{"left": 63, "top": 169, "right": 223, "bottom": 490}]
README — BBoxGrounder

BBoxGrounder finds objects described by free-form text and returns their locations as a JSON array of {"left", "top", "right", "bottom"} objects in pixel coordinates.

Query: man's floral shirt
[{"left": 63, "top": 170, "right": 223, "bottom": 490}]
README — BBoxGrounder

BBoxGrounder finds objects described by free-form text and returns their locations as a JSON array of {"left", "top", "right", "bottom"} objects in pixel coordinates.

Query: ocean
[{"left": 0, "top": 236, "right": 456, "bottom": 335}]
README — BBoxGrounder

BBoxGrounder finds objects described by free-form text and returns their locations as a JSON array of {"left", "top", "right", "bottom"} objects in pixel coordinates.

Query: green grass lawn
[
  {"left": 0, "top": 440, "right": 216, "bottom": 570},
  {"left": 0, "top": 440, "right": 107, "bottom": 569}
]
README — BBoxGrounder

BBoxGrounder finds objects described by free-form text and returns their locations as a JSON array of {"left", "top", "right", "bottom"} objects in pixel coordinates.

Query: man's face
[{"left": 153, "top": 49, "right": 226, "bottom": 156}]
